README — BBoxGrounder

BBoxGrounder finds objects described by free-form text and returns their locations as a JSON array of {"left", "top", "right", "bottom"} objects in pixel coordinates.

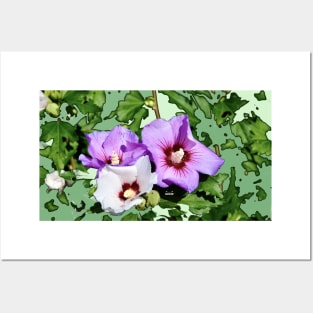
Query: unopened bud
[
  {"left": 144, "top": 190, "right": 160, "bottom": 207},
  {"left": 144, "top": 96, "right": 155, "bottom": 108},
  {"left": 46, "top": 101, "right": 60, "bottom": 117},
  {"left": 136, "top": 198, "right": 147, "bottom": 211}
]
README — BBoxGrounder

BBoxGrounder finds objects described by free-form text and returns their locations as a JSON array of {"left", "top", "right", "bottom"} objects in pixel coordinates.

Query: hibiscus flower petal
[
  {"left": 123, "top": 197, "right": 145, "bottom": 212},
  {"left": 188, "top": 141, "right": 225, "bottom": 175},
  {"left": 102, "top": 126, "right": 139, "bottom": 159},
  {"left": 78, "top": 154, "right": 105, "bottom": 169},
  {"left": 142, "top": 118, "right": 175, "bottom": 160},
  {"left": 106, "top": 162, "right": 137, "bottom": 184},
  {"left": 162, "top": 166, "right": 200, "bottom": 193},
  {"left": 86, "top": 131, "right": 109, "bottom": 162},
  {"left": 121, "top": 141, "right": 149, "bottom": 165},
  {"left": 135, "top": 156, "right": 157, "bottom": 193},
  {"left": 94, "top": 168, "right": 125, "bottom": 214},
  {"left": 169, "top": 115, "right": 195, "bottom": 150}
]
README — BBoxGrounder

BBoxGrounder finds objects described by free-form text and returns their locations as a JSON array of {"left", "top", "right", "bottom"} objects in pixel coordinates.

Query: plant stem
[
  {"left": 152, "top": 90, "right": 161, "bottom": 119},
  {"left": 213, "top": 144, "right": 223, "bottom": 191},
  {"left": 214, "top": 144, "right": 221, "bottom": 157},
  {"left": 70, "top": 156, "right": 76, "bottom": 170}
]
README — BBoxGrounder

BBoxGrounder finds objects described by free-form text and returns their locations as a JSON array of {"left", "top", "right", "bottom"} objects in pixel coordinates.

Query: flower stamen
[
  {"left": 123, "top": 188, "right": 136, "bottom": 199},
  {"left": 111, "top": 151, "right": 120, "bottom": 165},
  {"left": 171, "top": 148, "right": 185, "bottom": 164}
]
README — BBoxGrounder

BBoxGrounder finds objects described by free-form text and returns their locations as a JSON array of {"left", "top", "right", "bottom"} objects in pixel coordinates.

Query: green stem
[
  {"left": 152, "top": 90, "right": 161, "bottom": 119},
  {"left": 214, "top": 144, "right": 221, "bottom": 157}
]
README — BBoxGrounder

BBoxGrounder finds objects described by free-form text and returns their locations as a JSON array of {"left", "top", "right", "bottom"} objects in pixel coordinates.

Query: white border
[{"left": 0, "top": 52, "right": 310, "bottom": 260}]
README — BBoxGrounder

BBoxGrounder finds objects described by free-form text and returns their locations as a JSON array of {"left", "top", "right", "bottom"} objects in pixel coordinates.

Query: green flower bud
[
  {"left": 46, "top": 101, "right": 60, "bottom": 117},
  {"left": 144, "top": 96, "right": 155, "bottom": 108},
  {"left": 45, "top": 90, "right": 62, "bottom": 102},
  {"left": 144, "top": 190, "right": 160, "bottom": 207},
  {"left": 136, "top": 198, "right": 147, "bottom": 211}
]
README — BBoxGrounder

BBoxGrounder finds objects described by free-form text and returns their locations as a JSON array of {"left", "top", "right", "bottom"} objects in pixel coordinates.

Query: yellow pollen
[
  {"left": 123, "top": 189, "right": 136, "bottom": 199},
  {"left": 171, "top": 148, "right": 185, "bottom": 164},
  {"left": 111, "top": 151, "right": 120, "bottom": 165}
]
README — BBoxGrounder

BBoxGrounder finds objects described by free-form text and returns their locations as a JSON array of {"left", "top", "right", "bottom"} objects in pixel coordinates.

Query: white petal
[
  {"left": 123, "top": 197, "right": 144, "bottom": 212},
  {"left": 106, "top": 163, "right": 137, "bottom": 184},
  {"left": 40, "top": 91, "right": 49, "bottom": 110},
  {"left": 135, "top": 156, "right": 157, "bottom": 194},
  {"left": 94, "top": 169, "right": 124, "bottom": 213}
]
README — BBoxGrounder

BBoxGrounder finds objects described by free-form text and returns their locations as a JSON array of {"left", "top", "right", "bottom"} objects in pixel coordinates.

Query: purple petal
[
  {"left": 86, "top": 131, "right": 109, "bottom": 162},
  {"left": 169, "top": 115, "right": 194, "bottom": 149},
  {"left": 121, "top": 141, "right": 149, "bottom": 165},
  {"left": 188, "top": 141, "right": 225, "bottom": 175},
  {"left": 102, "top": 126, "right": 139, "bottom": 158},
  {"left": 78, "top": 154, "right": 105, "bottom": 169},
  {"left": 142, "top": 118, "right": 175, "bottom": 162},
  {"left": 162, "top": 166, "right": 200, "bottom": 193}
]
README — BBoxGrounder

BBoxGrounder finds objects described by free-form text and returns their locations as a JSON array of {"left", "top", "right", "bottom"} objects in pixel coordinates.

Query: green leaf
[
  {"left": 40, "top": 119, "right": 79, "bottom": 171},
  {"left": 186, "top": 90, "right": 213, "bottom": 100},
  {"left": 141, "top": 210, "right": 156, "bottom": 221},
  {"left": 192, "top": 95, "right": 212, "bottom": 118},
  {"left": 242, "top": 161, "right": 258, "bottom": 173},
  {"left": 128, "top": 107, "right": 149, "bottom": 135},
  {"left": 248, "top": 211, "right": 271, "bottom": 221},
  {"left": 199, "top": 131, "right": 213, "bottom": 147},
  {"left": 231, "top": 112, "right": 271, "bottom": 174},
  {"left": 63, "top": 90, "right": 106, "bottom": 114},
  {"left": 227, "top": 209, "right": 249, "bottom": 221},
  {"left": 159, "top": 90, "right": 200, "bottom": 127},
  {"left": 44, "top": 199, "right": 59, "bottom": 212},
  {"left": 102, "top": 215, "right": 113, "bottom": 221},
  {"left": 159, "top": 198, "right": 180, "bottom": 209},
  {"left": 112, "top": 91, "right": 145, "bottom": 123},
  {"left": 168, "top": 208, "right": 185, "bottom": 217},
  {"left": 180, "top": 194, "right": 211, "bottom": 214},
  {"left": 40, "top": 146, "right": 51, "bottom": 158},
  {"left": 77, "top": 113, "right": 103, "bottom": 133},
  {"left": 204, "top": 167, "right": 252, "bottom": 220},
  {"left": 250, "top": 140, "right": 271, "bottom": 156},
  {"left": 88, "top": 202, "right": 103, "bottom": 214},
  {"left": 59, "top": 171, "right": 75, "bottom": 180},
  {"left": 75, "top": 213, "right": 86, "bottom": 221},
  {"left": 71, "top": 201, "right": 86, "bottom": 212},
  {"left": 197, "top": 173, "right": 229, "bottom": 198},
  {"left": 88, "top": 185, "right": 97, "bottom": 197},
  {"left": 254, "top": 90, "right": 267, "bottom": 101},
  {"left": 40, "top": 166, "right": 49, "bottom": 186},
  {"left": 57, "top": 191, "right": 69, "bottom": 205},
  {"left": 212, "top": 92, "right": 248, "bottom": 126},
  {"left": 188, "top": 215, "right": 201, "bottom": 221},
  {"left": 256, "top": 186, "right": 267, "bottom": 201},
  {"left": 121, "top": 212, "right": 139, "bottom": 221},
  {"left": 221, "top": 139, "right": 237, "bottom": 150},
  {"left": 231, "top": 112, "right": 271, "bottom": 146}
]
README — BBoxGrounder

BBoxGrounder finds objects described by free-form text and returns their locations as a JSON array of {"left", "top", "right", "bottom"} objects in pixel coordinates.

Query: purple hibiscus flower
[
  {"left": 142, "top": 115, "right": 224, "bottom": 193},
  {"left": 79, "top": 126, "right": 148, "bottom": 176}
]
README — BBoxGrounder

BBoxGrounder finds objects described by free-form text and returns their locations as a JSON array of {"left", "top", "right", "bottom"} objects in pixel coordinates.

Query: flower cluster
[{"left": 76, "top": 115, "right": 224, "bottom": 215}]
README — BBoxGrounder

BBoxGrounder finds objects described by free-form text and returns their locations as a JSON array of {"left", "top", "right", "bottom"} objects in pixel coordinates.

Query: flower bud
[
  {"left": 45, "top": 171, "right": 66, "bottom": 191},
  {"left": 44, "top": 90, "right": 62, "bottom": 102},
  {"left": 144, "top": 96, "right": 155, "bottom": 108},
  {"left": 40, "top": 91, "right": 49, "bottom": 110},
  {"left": 144, "top": 190, "right": 160, "bottom": 207},
  {"left": 46, "top": 101, "right": 60, "bottom": 117},
  {"left": 135, "top": 198, "right": 147, "bottom": 211}
]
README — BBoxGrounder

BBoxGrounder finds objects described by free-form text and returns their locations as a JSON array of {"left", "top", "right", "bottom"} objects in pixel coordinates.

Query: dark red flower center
[
  {"left": 164, "top": 144, "right": 190, "bottom": 169},
  {"left": 118, "top": 181, "right": 140, "bottom": 200}
]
